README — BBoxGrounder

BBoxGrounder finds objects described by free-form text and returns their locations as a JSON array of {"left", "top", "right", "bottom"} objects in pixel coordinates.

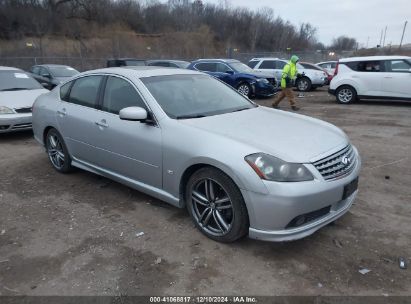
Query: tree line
[{"left": 0, "top": 0, "right": 357, "bottom": 53}]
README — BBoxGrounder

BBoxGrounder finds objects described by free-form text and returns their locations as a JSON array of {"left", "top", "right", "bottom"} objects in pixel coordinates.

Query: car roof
[
  {"left": 0, "top": 66, "right": 22, "bottom": 71},
  {"left": 316, "top": 61, "right": 338, "bottom": 64},
  {"left": 193, "top": 59, "right": 240, "bottom": 63},
  {"left": 81, "top": 66, "right": 202, "bottom": 78},
  {"left": 339, "top": 56, "right": 411, "bottom": 62},
  {"left": 32, "top": 64, "right": 74, "bottom": 68},
  {"left": 148, "top": 59, "right": 190, "bottom": 63},
  {"left": 249, "top": 57, "right": 280, "bottom": 61}
]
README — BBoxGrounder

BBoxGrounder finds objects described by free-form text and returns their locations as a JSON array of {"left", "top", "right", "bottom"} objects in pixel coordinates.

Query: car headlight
[
  {"left": 256, "top": 78, "right": 269, "bottom": 84},
  {"left": 245, "top": 153, "right": 314, "bottom": 182},
  {"left": 0, "top": 106, "right": 14, "bottom": 114}
]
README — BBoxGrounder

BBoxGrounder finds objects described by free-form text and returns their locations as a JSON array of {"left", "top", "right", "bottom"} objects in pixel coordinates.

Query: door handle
[
  {"left": 57, "top": 109, "right": 66, "bottom": 116},
  {"left": 95, "top": 120, "right": 108, "bottom": 128}
]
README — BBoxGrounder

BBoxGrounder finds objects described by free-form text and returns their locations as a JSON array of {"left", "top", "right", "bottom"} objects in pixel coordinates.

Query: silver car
[
  {"left": 248, "top": 58, "right": 328, "bottom": 92},
  {"left": 0, "top": 67, "right": 48, "bottom": 133},
  {"left": 32, "top": 67, "right": 361, "bottom": 243}
]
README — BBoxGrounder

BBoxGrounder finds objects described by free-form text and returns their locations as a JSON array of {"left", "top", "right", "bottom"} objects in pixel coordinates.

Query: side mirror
[
  {"left": 42, "top": 73, "right": 51, "bottom": 78},
  {"left": 119, "top": 107, "right": 148, "bottom": 122},
  {"left": 226, "top": 70, "right": 234, "bottom": 75},
  {"left": 408, "top": 68, "right": 411, "bottom": 73}
]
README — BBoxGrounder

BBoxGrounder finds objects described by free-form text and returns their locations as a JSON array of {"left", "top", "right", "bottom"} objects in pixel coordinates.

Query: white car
[
  {"left": 248, "top": 57, "right": 328, "bottom": 92},
  {"left": 329, "top": 56, "right": 411, "bottom": 104},
  {"left": 0, "top": 66, "right": 48, "bottom": 133},
  {"left": 317, "top": 61, "right": 338, "bottom": 75}
]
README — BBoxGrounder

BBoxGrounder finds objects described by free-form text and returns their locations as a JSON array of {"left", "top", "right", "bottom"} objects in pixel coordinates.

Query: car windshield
[
  {"left": 0, "top": 70, "right": 43, "bottom": 91},
  {"left": 48, "top": 66, "right": 79, "bottom": 77},
  {"left": 141, "top": 74, "right": 256, "bottom": 119},
  {"left": 229, "top": 62, "right": 255, "bottom": 73}
]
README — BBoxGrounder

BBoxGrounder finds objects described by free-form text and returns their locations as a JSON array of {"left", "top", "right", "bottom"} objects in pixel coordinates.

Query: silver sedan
[
  {"left": 0, "top": 67, "right": 48, "bottom": 133},
  {"left": 32, "top": 67, "right": 361, "bottom": 243}
]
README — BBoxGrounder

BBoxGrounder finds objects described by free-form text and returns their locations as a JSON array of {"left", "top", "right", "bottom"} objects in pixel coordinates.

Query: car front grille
[
  {"left": 266, "top": 78, "right": 277, "bottom": 86},
  {"left": 313, "top": 145, "right": 357, "bottom": 180},
  {"left": 14, "top": 107, "right": 32, "bottom": 113}
]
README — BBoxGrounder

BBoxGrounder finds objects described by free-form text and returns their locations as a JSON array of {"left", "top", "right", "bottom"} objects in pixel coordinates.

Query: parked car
[
  {"left": 29, "top": 64, "right": 79, "bottom": 90},
  {"left": 0, "top": 66, "right": 48, "bottom": 133},
  {"left": 147, "top": 60, "right": 190, "bottom": 69},
  {"left": 188, "top": 59, "right": 277, "bottom": 98},
  {"left": 32, "top": 66, "right": 361, "bottom": 243},
  {"left": 316, "top": 61, "right": 338, "bottom": 76},
  {"left": 329, "top": 56, "right": 411, "bottom": 104},
  {"left": 300, "top": 62, "right": 333, "bottom": 85},
  {"left": 248, "top": 58, "right": 327, "bottom": 92},
  {"left": 107, "top": 58, "right": 146, "bottom": 67}
]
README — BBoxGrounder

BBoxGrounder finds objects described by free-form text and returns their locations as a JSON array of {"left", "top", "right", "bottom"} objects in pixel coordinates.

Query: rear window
[
  {"left": 247, "top": 60, "right": 259, "bottom": 69},
  {"left": 345, "top": 61, "right": 381, "bottom": 72},
  {"left": 259, "top": 60, "right": 276, "bottom": 69}
]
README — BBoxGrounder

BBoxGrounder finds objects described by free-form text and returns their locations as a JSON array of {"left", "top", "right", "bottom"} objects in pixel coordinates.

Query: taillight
[{"left": 334, "top": 61, "right": 339, "bottom": 76}]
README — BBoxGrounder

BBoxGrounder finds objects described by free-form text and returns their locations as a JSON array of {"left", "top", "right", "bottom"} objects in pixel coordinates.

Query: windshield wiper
[
  {"left": 0, "top": 88, "right": 31, "bottom": 92},
  {"left": 176, "top": 114, "right": 206, "bottom": 120},
  {"left": 232, "top": 107, "right": 251, "bottom": 113}
]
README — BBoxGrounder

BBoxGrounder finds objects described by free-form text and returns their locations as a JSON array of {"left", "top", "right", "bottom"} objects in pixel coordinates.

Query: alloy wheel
[
  {"left": 298, "top": 79, "right": 309, "bottom": 91},
  {"left": 237, "top": 84, "right": 250, "bottom": 97},
  {"left": 190, "top": 178, "right": 234, "bottom": 236},
  {"left": 47, "top": 133, "right": 65, "bottom": 170},
  {"left": 338, "top": 88, "right": 353, "bottom": 103}
]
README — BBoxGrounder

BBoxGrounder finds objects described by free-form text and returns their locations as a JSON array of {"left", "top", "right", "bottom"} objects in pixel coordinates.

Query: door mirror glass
[
  {"left": 119, "top": 107, "right": 147, "bottom": 121},
  {"left": 225, "top": 70, "right": 234, "bottom": 75}
]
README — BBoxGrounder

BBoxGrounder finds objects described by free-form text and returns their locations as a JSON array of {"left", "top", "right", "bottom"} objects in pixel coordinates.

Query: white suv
[
  {"left": 329, "top": 56, "right": 411, "bottom": 104},
  {"left": 248, "top": 58, "right": 328, "bottom": 91}
]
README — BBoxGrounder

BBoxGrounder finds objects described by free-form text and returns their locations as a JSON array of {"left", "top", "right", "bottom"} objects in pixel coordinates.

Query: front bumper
[
  {"left": 243, "top": 148, "right": 361, "bottom": 242},
  {"left": 0, "top": 113, "right": 32, "bottom": 133},
  {"left": 328, "top": 88, "right": 336, "bottom": 95},
  {"left": 254, "top": 82, "right": 276, "bottom": 97}
]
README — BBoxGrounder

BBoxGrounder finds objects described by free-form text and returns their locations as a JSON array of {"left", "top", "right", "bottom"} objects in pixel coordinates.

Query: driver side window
[{"left": 102, "top": 76, "right": 147, "bottom": 115}]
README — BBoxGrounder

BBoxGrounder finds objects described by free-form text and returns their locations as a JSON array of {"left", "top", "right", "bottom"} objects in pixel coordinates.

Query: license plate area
[{"left": 342, "top": 177, "right": 359, "bottom": 200}]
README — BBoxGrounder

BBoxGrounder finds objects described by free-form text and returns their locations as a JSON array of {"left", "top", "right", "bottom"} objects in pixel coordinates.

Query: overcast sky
[{"left": 200, "top": 0, "right": 410, "bottom": 47}]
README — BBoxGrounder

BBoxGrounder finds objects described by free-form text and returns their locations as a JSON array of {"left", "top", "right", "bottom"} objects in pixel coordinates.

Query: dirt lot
[{"left": 0, "top": 87, "right": 410, "bottom": 296}]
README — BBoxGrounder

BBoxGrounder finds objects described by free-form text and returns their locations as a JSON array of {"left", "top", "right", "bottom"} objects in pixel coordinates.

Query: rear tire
[
  {"left": 336, "top": 85, "right": 357, "bottom": 104},
  {"left": 185, "top": 167, "right": 249, "bottom": 243},
  {"left": 45, "top": 128, "right": 73, "bottom": 173}
]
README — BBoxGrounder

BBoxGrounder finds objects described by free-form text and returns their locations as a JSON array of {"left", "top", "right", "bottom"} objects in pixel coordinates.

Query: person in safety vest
[{"left": 272, "top": 55, "right": 301, "bottom": 111}]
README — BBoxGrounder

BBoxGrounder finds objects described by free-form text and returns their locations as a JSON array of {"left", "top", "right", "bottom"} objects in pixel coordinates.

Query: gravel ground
[{"left": 0, "top": 87, "right": 410, "bottom": 296}]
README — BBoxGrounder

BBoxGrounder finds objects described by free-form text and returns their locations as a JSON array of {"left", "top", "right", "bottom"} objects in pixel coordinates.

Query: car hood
[
  {"left": 180, "top": 106, "right": 348, "bottom": 163},
  {"left": 0, "top": 89, "right": 49, "bottom": 109},
  {"left": 242, "top": 70, "right": 274, "bottom": 79}
]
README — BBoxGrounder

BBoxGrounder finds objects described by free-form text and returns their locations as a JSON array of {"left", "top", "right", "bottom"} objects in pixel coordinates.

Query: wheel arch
[{"left": 178, "top": 161, "right": 247, "bottom": 208}]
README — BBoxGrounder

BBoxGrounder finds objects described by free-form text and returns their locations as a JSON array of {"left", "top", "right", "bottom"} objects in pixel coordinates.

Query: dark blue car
[{"left": 188, "top": 59, "right": 277, "bottom": 98}]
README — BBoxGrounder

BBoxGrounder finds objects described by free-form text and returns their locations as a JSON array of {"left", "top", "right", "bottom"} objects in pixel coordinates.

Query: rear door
[
  {"left": 381, "top": 59, "right": 411, "bottom": 98},
  {"left": 56, "top": 75, "right": 104, "bottom": 164},
  {"left": 255, "top": 60, "right": 277, "bottom": 80},
  {"left": 88, "top": 75, "right": 162, "bottom": 188},
  {"left": 346, "top": 61, "right": 383, "bottom": 96}
]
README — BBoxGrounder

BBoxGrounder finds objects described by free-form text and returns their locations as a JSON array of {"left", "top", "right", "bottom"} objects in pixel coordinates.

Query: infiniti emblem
[{"left": 341, "top": 155, "right": 351, "bottom": 165}]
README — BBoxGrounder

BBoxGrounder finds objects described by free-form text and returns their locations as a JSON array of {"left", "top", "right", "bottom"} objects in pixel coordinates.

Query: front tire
[
  {"left": 45, "top": 128, "right": 73, "bottom": 173},
  {"left": 296, "top": 77, "right": 312, "bottom": 92},
  {"left": 237, "top": 82, "right": 252, "bottom": 98},
  {"left": 185, "top": 167, "right": 249, "bottom": 243},
  {"left": 336, "top": 85, "right": 357, "bottom": 104}
]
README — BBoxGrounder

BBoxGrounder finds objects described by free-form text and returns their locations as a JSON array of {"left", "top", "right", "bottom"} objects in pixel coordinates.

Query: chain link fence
[{"left": 0, "top": 57, "right": 106, "bottom": 72}]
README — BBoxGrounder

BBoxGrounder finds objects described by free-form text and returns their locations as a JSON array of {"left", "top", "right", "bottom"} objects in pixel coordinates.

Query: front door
[
  {"left": 381, "top": 59, "right": 411, "bottom": 98},
  {"left": 89, "top": 76, "right": 162, "bottom": 188}
]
